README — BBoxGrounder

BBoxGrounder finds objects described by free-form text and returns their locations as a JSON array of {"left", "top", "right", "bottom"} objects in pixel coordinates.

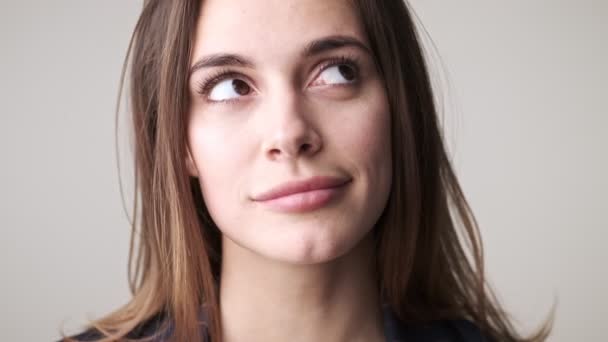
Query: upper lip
[{"left": 252, "top": 176, "right": 351, "bottom": 201}]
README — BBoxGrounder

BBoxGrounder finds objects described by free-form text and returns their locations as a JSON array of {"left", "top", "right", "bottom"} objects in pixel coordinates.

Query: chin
[
  {"left": 254, "top": 221, "right": 372, "bottom": 266},
  {"left": 218, "top": 194, "right": 384, "bottom": 267}
]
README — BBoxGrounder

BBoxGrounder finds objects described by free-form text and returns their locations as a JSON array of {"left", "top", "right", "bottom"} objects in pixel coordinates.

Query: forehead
[{"left": 192, "top": 0, "right": 365, "bottom": 63}]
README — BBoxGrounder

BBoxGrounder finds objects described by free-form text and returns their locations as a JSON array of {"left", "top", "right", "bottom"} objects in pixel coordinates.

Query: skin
[{"left": 185, "top": 0, "right": 392, "bottom": 341}]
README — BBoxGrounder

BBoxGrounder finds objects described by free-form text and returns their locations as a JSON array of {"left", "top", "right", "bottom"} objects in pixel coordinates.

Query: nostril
[{"left": 300, "top": 143, "right": 311, "bottom": 153}]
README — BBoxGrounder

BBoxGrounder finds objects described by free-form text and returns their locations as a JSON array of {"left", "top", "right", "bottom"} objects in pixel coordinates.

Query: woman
[{"left": 63, "top": 0, "right": 552, "bottom": 341}]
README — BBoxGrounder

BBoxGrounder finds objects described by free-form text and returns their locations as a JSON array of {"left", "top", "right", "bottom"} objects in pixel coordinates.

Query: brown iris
[
  {"left": 232, "top": 79, "right": 251, "bottom": 95},
  {"left": 338, "top": 64, "right": 356, "bottom": 81}
]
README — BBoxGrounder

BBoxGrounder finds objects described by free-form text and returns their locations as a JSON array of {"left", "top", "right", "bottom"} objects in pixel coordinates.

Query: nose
[{"left": 261, "top": 91, "right": 322, "bottom": 161}]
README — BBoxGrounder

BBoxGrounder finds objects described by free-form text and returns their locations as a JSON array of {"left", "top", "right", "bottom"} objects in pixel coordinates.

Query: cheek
[
  {"left": 359, "top": 108, "right": 391, "bottom": 190},
  {"left": 187, "top": 118, "right": 253, "bottom": 217},
  {"left": 331, "top": 86, "right": 392, "bottom": 177}
]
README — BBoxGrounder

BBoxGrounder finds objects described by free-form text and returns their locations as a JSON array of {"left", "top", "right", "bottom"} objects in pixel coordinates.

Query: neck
[{"left": 218, "top": 234, "right": 385, "bottom": 342}]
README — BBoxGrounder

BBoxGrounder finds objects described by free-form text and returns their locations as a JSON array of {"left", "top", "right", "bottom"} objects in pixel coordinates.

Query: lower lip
[{"left": 255, "top": 183, "right": 349, "bottom": 213}]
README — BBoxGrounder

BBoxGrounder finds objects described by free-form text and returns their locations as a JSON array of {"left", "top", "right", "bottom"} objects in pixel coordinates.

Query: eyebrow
[
  {"left": 188, "top": 35, "right": 371, "bottom": 76},
  {"left": 302, "top": 35, "right": 371, "bottom": 58}
]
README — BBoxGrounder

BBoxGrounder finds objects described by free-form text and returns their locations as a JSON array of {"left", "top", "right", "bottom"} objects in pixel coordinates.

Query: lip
[{"left": 251, "top": 176, "right": 351, "bottom": 213}]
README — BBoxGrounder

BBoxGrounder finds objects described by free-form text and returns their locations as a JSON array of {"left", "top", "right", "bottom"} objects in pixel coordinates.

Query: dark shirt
[{"left": 66, "top": 305, "right": 487, "bottom": 341}]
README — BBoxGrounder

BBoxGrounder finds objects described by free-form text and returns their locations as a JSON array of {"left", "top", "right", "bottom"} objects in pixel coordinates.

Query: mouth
[{"left": 251, "top": 176, "right": 351, "bottom": 213}]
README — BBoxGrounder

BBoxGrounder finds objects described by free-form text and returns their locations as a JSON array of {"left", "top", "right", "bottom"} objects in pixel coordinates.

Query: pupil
[
  {"left": 232, "top": 79, "right": 250, "bottom": 95},
  {"left": 338, "top": 65, "right": 355, "bottom": 81}
]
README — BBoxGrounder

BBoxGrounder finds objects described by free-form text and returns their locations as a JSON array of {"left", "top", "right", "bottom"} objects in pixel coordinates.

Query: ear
[{"left": 185, "top": 145, "right": 199, "bottom": 177}]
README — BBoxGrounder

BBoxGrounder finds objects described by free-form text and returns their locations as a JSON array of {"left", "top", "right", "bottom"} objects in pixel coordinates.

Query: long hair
[{"left": 63, "top": 0, "right": 553, "bottom": 341}]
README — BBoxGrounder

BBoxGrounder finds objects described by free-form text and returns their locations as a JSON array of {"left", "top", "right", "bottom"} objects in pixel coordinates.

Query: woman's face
[{"left": 186, "top": 0, "right": 392, "bottom": 264}]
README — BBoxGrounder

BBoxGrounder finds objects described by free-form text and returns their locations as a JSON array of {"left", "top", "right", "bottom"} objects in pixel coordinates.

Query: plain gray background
[{"left": 1, "top": 1, "right": 606, "bottom": 341}]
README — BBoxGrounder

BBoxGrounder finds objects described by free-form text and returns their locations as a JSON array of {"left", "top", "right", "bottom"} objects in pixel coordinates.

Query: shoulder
[
  {"left": 64, "top": 309, "right": 488, "bottom": 342},
  {"left": 383, "top": 306, "right": 489, "bottom": 342},
  {"left": 395, "top": 319, "right": 490, "bottom": 342},
  {"left": 59, "top": 312, "right": 168, "bottom": 342}
]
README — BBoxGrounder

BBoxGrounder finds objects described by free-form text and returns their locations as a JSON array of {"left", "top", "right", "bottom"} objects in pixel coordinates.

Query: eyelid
[
  {"left": 308, "top": 54, "right": 361, "bottom": 88},
  {"left": 194, "top": 69, "right": 255, "bottom": 98},
  {"left": 193, "top": 54, "right": 362, "bottom": 102}
]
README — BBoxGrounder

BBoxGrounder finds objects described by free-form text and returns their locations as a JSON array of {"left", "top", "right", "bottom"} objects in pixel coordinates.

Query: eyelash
[
  {"left": 315, "top": 55, "right": 361, "bottom": 86},
  {"left": 194, "top": 55, "right": 362, "bottom": 100},
  {"left": 195, "top": 70, "right": 243, "bottom": 98}
]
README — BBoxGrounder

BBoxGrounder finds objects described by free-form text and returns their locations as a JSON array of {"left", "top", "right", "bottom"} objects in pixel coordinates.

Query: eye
[
  {"left": 208, "top": 78, "right": 252, "bottom": 102},
  {"left": 311, "top": 63, "right": 358, "bottom": 87}
]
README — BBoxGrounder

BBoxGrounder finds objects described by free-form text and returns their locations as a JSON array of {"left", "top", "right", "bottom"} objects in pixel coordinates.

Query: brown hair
[{"left": 62, "top": 0, "right": 553, "bottom": 341}]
